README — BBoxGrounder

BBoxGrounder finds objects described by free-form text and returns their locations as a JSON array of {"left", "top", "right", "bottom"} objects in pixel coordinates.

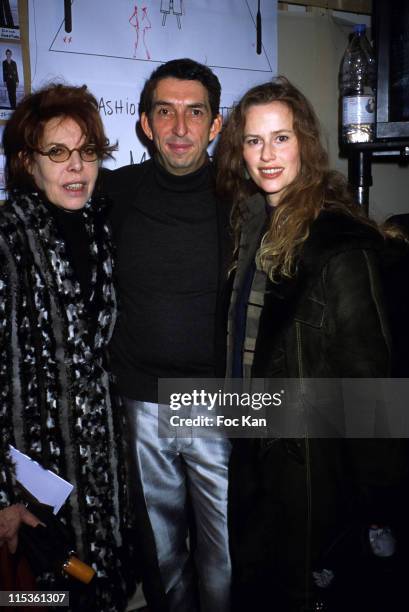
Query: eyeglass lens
[{"left": 45, "top": 145, "right": 98, "bottom": 162}]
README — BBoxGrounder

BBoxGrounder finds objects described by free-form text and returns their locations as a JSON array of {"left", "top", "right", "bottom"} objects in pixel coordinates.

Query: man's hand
[{"left": 0, "top": 504, "right": 42, "bottom": 553}]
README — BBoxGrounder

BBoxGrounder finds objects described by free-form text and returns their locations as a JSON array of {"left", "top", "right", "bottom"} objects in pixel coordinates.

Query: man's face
[
  {"left": 6, "top": 51, "right": 11, "bottom": 60},
  {"left": 141, "top": 77, "right": 222, "bottom": 176}
]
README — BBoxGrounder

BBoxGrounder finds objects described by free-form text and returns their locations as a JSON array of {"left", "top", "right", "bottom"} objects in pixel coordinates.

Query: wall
[
  {"left": 28, "top": 0, "right": 277, "bottom": 169},
  {"left": 277, "top": 7, "right": 409, "bottom": 221}
]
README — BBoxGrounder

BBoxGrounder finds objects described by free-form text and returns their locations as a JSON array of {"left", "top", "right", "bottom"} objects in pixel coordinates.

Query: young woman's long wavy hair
[{"left": 216, "top": 76, "right": 387, "bottom": 281}]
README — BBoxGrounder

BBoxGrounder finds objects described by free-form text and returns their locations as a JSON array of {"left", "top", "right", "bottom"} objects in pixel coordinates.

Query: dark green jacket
[{"left": 227, "top": 194, "right": 407, "bottom": 611}]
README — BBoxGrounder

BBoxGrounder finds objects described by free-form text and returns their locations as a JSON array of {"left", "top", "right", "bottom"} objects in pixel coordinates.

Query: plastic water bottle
[{"left": 339, "top": 24, "right": 376, "bottom": 143}]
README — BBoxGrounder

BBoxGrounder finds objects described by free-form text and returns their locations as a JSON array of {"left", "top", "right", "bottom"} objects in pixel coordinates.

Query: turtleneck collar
[
  {"left": 43, "top": 197, "right": 85, "bottom": 218},
  {"left": 153, "top": 155, "right": 213, "bottom": 193}
]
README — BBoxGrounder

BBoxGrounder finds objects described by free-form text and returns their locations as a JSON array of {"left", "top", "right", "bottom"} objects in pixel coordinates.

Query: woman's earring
[{"left": 243, "top": 167, "right": 250, "bottom": 180}]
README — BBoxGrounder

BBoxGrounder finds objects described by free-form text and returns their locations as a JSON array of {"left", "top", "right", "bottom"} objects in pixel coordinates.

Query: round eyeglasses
[{"left": 35, "top": 144, "right": 100, "bottom": 163}]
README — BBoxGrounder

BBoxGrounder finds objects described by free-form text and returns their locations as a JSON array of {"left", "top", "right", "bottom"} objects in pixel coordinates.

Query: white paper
[{"left": 9, "top": 446, "right": 73, "bottom": 514}]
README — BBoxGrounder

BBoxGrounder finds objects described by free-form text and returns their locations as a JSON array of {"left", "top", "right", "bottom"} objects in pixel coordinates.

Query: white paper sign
[
  {"left": 28, "top": 0, "right": 278, "bottom": 168},
  {"left": 9, "top": 445, "right": 73, "bottom": 514}
]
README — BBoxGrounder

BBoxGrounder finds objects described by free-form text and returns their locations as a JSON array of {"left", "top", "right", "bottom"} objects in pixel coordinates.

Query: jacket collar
[
  {"left": 230, "top": 203, "right": 385, "bottom": 340},
  {"left": 239, "top": 191, "right": 267, "bottom": 219},
  {"left": 233, "top": 193, "right": 268, "bottom": 296},
  {"left": 299, "top": 210, "right": 384, "bottom": 279},
  {"left": 237, "top": 199, "right": 384, "bottom": 282}
]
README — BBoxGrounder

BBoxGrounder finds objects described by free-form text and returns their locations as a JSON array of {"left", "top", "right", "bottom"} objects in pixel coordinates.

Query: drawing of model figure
[
  {"left": 161, "top": 0, "right": 183, "bottom": 30},
  {"left": 129, "top": 5, "right": 151, "bottom": 60}
]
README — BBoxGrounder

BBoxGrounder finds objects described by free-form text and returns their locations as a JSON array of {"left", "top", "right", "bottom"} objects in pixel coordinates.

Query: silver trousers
[{"left": 123, "top": 398, "right": 232, "bottom": 612}]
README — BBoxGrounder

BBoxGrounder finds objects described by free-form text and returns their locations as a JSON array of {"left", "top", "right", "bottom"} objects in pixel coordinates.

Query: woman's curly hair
[{"left": 215, "top": 76, "right": 398, "bottom": 281}]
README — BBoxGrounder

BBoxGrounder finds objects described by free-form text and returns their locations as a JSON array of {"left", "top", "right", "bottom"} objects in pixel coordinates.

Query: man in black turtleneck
[{"left": 102, "top": 59, "right": 231, "bottom": 612}]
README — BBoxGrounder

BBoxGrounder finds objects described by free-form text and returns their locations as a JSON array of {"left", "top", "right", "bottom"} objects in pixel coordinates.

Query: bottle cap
[
  {"left": 63, "top": 555, "right": 96, "bottom": 584},
  {"left": 354, "top": 24, "right": 366, "bottom": 34}
]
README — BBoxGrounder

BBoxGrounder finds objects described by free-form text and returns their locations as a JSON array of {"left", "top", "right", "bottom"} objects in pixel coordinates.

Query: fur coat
[{"left": 0, "top": 192, "right": 134, "bottom": 611}]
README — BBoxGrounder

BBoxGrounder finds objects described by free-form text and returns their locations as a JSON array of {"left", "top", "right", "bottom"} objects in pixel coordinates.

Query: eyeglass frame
[{"left": 32, "top": 144, "right": 101, "bottom": 163}]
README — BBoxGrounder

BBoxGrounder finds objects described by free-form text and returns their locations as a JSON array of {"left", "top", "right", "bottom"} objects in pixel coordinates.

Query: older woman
[
  {"left": 216, "top": 77, "right": 407, "bottom": 612},
  {"left": 0, "top": 84, "right": 133, "bottom": 611}
]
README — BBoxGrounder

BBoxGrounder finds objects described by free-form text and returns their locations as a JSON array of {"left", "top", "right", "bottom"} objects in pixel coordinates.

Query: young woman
[
  {"left": 216, "top": 77, "right": 407, "bottom": 612},
  {"left": 0, "top": 84, "right": 134, "bottom": 611}
]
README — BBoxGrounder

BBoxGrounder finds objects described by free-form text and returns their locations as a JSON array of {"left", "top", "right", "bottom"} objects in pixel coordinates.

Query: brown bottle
[{"left": 63, "top": 552, "right": 95, "bottom": 584}]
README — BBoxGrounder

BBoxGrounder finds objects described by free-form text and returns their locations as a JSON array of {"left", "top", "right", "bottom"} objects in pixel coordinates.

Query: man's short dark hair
[{"left": 139, "top": 58, "right": 221, "bottom": 120}]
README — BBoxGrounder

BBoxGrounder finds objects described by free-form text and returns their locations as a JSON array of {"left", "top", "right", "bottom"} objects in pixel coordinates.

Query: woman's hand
[{"left": 0, "top": 504, "right": 42, "bottom": 553}]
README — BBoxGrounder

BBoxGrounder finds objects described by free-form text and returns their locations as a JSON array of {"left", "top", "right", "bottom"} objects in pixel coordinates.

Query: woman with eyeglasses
[{"left": 0, "top": 84, "right": 134, "bottom": 611}]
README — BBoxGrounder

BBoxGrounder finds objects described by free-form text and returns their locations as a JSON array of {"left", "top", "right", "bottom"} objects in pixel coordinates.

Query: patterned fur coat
[{"left": 0, "top": 192, "right": 134, "bottom": 611}]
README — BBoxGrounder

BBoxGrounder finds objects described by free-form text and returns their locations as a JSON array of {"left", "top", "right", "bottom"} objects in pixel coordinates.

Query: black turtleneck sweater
[{"left": 105, "top": 158, "right": 219, "bottom": 402}]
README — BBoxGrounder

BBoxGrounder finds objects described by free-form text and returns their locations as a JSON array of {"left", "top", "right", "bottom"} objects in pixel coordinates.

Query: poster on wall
[
  {"left": 0, "top": 0, "right": 20, "bottom": 40},
  {"left": 0, "top": 41, "right": 24, "bottom": 118},
  {"left": 28, "top": 0, "right": 277, "bottom": 168},
  {"left": 0, "top": 124, "right": 5, "bottom": 199}
]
